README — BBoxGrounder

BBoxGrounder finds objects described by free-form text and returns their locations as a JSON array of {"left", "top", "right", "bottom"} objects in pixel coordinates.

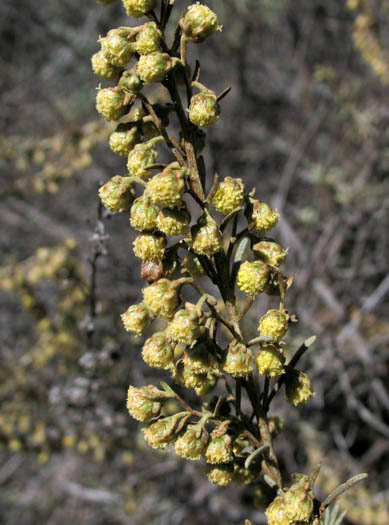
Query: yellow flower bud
[
  {"left": 189, "top": 210, "right": 223, "bottom": 256},
  {"left": 174, "top": 424, "right": 208, "bottom": 460},
  {"left": 135, "top": 22, "right": 161, "bottom": 55},
  {"left": 166, "top": 308, "right": 204, "bottom": 346},
  {"left": 237, "top": 261, "right": 269, "bottom": 295},
  {"left": 285, "top": 370, "right": 315, "bottom": 406},
  {"left": 258, "top": 309, "right": 288, "bottom": 341},
  {"left": 109, "top": 125, "right": 141, "bottom": 156},
  {"left": 96, "top": 87, "right": 127, "bottom": 121},
  {"left": 206, "top": 463, "right": 234, "bottom": 486},
  {"left": 189, "top": 91, "right": 220, "bottom": 127},
  {"left": 137, "top": 52, "right": 173, "bottom": 84},
  {"left": 212, "top": 177, "right": 245, "bottom": 215},
  {"left": 255, "top": 345, "right": 285, "bottom": 377},
  {"left": 133, "top": 233, "right": 166, "bottom": 262},
  {"left": 143, "top": 414, "right": 181, "bottom": 450},
  {"left": 122, "top": 0, "right": 156, "bottom": 18},
  {"left": 91, "top": 51, "right": 122, "bottom": 81},
  {"left": 205, "top": 425, "right": 233, "bottom": 464},
  {"left": 127, "top": 139, "right": 160, "bottom": 179},
  {"left": 173, "top": 365, "right": 217, "bottom": 395},
  {"left": 126, "top": 385, "right": 166, "bottom": 422},
  {"left": 283, "top": 477, "right": 314, "bottom": 522},
  {"left": 98, "top": 175, "right": 135, "bottom": 212},
  {"left": 249, "top": 199, "right": 279, "bottom": 233},
  {"left": 156, "top": 206, "right": 191, "bottom": 236},
  {"left": 253, "top": 240, "right": 288, "bottom": 267},
  {"left": 99, "top": 28, "right": 135, "bottom": 68},
  {"left": 130, "top": 195, "right": 159, "bottom": 231},
  {"left": 142, "top": 331, "right": 175, "bottom": 370},
  {"left": 183, "top": 342, "right": 218, "bottom": 374},
  {"left": 146, "top": 162, "right": 188, "bottom": 208},
  {"left": 121, "top": 302, "right": 154, "bottom": 335},
  {"left": 180, "top": 3, "right": 222, "bottom": 42},
  {"left": 143, "top": 278, "right": 186, "bottom": 318},
  {"left": 265, "top": 496, "right": 290, "bottom": 525},
  {"left": 222, "top": 342, "right": 253, "bottom": 378}
]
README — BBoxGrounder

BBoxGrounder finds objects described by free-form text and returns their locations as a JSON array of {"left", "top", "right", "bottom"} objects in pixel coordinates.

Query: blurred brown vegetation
[{"left": 0, "top": 0, "right": 388, "bottom": 523}]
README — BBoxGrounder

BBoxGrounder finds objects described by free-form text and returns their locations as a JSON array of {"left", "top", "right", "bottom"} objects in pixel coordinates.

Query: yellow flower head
[
  {"left": 212, "top": 177, "right": 245, "bottom": 215},
  {"left": 237, "top": 261, "right": 269, "bottom": 295}
]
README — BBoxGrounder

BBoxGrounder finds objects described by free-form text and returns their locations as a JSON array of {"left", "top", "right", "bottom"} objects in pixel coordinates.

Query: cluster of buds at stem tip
[{"left": 93, "top": 0, "right": 322, "bottom": 497}]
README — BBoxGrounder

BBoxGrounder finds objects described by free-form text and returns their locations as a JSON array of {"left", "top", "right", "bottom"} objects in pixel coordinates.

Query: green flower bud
[
  {"left": 183, "top": 342, "right": 218, "bottom": 374},
  {"left": 143, "top": 278, "right": 186, "bottom": 318},
  {"left": 166, "top": 308, "right": 204, "bottom": 346},
  {"left": 142, "top": 331, "right": 175, "bottom": 370},
  {"left": 91, "top": 51, "right": 122, "bottom": 81},
  {"left": 212, "top": 177, "right": 245, "bottom": 215},
  {"left": 189, "top": 210, "right": 223, "bottom": 256},
  {"left": 126, "top": 384, "right": 167, "bottom": 422},
  {"left": 122, "top": 0, "right": 156, "bottom": 18},
  {"left": 255, "top": 345, "right": 285, "bottom": 377},
  {"left": 135, "top": 22, "right": 161, "bottom": 55},
  {"left": 98, "top": 175, "right": 135, "bottom": 212},
  {"left": 137, "top": 52, "right": 173, "bottom": 84},
  {"left": 99, "top": 28, "right": 135, "bottom": 68},
  {"left": 127, "top": 139, "right": 160, "bottom": 179},
  {"left": 180, "top": 3, "right": 222, "bottom": 42},
  {"left": 283, "top": 477, "right": 314, "bottom": 522},
  {"left": 233, "top": 463, "right": 260, "bottom": 485},
  {"left": 182, "top": 253, "right": 206, "bottom": 277},
  {"left": 157, "top": 206, "right": 191, "bottom": 236},
  {"left": 248, "top": 199, "right": 280, "bottom": 233},
  {"left": 130, "top": 195, "right": 159, "bottom": 231},
  {"left": 206, "top": 463, "right": 234, "bottom": 486},
  {"left": 189, "top": 91, "right": 220, "bottom": 127},
  {"left": 146, "top": 162, "right": 188, "bottom": 208},
  {"left": 258, "top": 309, "right": 288, "bottom": 341},
  {"left": 143, "top": 414, "right": 181, "bottom": 450},
  {"left": 253, "top": 240, "right": 288, "bottom": 267},
  {"left": 205, "top": 424, "right": 233, "bottom": 464},
  {"left": 285, "top": 370, "right": 315, "bottom": 406},
  {"left": 133, "top": 233, "right": 166, "bottom": 262},
  {"left": 109, "top": 124, "right": 141, "bottom": 156},
  {"left": 118, "top": 68, "right": 143, "bottom": 92},
  {"left": 174, "top": 424, "right": 208, "bottom": 460},
  {"left": 96, "top": 87, "right": 128, "bottom": 121},
  {"left": 237, "top": 261, "right": 269, "bottom": 295},
  {"left": 222, "top": 341, "right": 253, "bottom": 378},
  {"left": 121, "top": 302, "right": 154, "bottom": 335},
  {"left": 265, "top": 496, "right": 290, "bottom": 525}
]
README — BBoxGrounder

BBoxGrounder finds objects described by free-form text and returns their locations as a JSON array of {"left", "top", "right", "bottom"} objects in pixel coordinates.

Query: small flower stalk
[{"left": 92, "top": 2, "right": 365, "bottom": 522}]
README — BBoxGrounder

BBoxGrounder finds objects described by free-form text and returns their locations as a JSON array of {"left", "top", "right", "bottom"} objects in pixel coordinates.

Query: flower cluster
[{"left": 91, "top": 1, "right": 361, "bottom": 523}]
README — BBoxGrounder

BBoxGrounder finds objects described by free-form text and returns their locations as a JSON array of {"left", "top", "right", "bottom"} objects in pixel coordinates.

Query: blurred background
[{"left": 0, "top": 0, "right": 388, "bottom": 523}]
